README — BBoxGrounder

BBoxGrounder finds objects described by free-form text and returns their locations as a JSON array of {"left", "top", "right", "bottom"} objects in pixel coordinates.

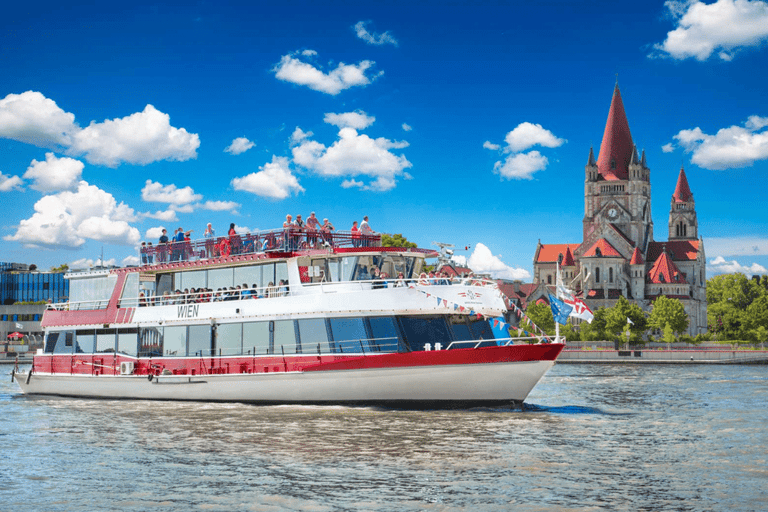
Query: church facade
[{"left": 532, "top": 85, "right": 707, "bottom": 335}]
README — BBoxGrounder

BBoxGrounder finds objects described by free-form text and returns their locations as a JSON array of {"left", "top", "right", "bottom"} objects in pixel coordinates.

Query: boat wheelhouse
[{"left": 13, "top": 228, "right": 563, "bottom": 407}]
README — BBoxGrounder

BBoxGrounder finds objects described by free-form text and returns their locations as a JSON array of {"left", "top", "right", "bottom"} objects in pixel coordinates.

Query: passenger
[
  {"left": 394, "top": 271, "right": 406, "bottom": 287},
  {"left": 356, "top": 265, "right": 370, "bottom": 281},
  {"left": 139, "top": 291, "right": 147, "bottom": 307},
  {"left": 283, "top": 215, "right": 293, "bottom": 250},
  {"left": 183, "top": 288, "right": 190, "bottom": 304},
  {"left": 252, "top": 284, "right": 260, "bottom": 299},
  {"left": 228, "top": 223, "right": 242, "bottom": 255},
  {"left": 360, "top": 216, "right": 373, "bottom": 247},
  {"left": 372, "top": 268, "right": 385, "bottom": 289},
  {"left": 266, "top": 281, "right": 275, "bottom": 298},
  {"left": 279, "top": 279, "right": 290, "bottom": 296},
  {"left": 204, "top": 223, "right": 216, "bottom": 258},
  {"left": 306, "top": 212, "right": 320, "bottom": 247},
  {"left": 146, "top": 242, "right": 154, "bottom": 264},
  {"left": 293, "top": 215, "right": 304, "bottom": 249},
  {"left": 321, "top": 218, "right": 335, "bottom": 246},
  {"left": 141, "top": 242, "right": 148, "bottom": 265},
  {"left": 158, "top": 228, "right": 169, "bottom": 262},
  {"left": 351, "top": 221, "right": 360, "bottom": 247}
]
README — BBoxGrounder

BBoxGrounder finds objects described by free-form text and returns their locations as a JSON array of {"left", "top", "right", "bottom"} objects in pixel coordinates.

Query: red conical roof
[
  {"left": 597, "top": 85, "right": 634, "bottom": 181},
  {"left": 648, "top": 249, "right": 687, "bottom": 284},
  {"left": 562, "top": 246, "right": 575, "bottom": 266},
  {"left": 630, "top": 246, "right": 644, "bottom": 265},
  {"left": 672, "top": 166, "right": 693, "bottom": 203}
]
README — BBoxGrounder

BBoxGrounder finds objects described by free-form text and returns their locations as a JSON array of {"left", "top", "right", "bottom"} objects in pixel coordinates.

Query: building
[{"left": 532, "top": 85, "right": 707, "bottom": 335}]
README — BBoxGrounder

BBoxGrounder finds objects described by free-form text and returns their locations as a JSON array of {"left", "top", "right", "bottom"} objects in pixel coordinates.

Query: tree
[
  {"left": 648, "top": 296, "right": 688, "bottom": 335},
  {"left": 51, "top": 263, "right": 69, "bottom": 273},
  {"left": 662, "top": 323, "right": 677, "bottom": 344},
  {"left": 381, "top": 233, "right": 417, "bottom": 248},
  {"left": 705, "top": 273, "right": 765, "bottom": 340},
  {"left": 525, "top": 301, "right": 555, "bottom": 335},
  {"left": 605, "top": 296, "right": 646, "bottom": 341},
  {"left": 580, "top": 307, "right": 608, "bottom": 341}
]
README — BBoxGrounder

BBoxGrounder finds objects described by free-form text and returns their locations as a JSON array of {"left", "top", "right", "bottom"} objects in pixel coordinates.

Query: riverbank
[{"left": 558, "top": 347, "right": 768, "bottom": 364}]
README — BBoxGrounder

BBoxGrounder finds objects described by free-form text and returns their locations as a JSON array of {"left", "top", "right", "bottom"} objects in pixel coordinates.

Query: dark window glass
[
  {"left": 468, "top": 319, "right": 496, "bottom": 347},
  {"left": 139, "top": 327, "right": 162, "bottom": 357},
  {"left": 216, "top": 323, "right": 242, "bottom": 356},
  {"left": 367, "top": 316, "right": 400, "bottom": 352},
  {"left": 53, "top": 332, "right": 73, "bottom": 354},
  {"left": 44, "top": 332, "right": 59, "bottom": 353},
  {"left": 398, "top": 316, "right": 452, "bottom": 351},
  {"left": 188, "top": 325, "right": 211, "bottom": 356},
  {"left": 330, "top": 317, "right": 368, "bottom": 353},
  {"left": 449, "top": 316, "right": 472, "bottom": 344}
]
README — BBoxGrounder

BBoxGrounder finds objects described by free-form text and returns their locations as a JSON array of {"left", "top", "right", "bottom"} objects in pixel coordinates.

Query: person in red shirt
[{"left": 351, "top": 220, "right": 360, "bottom": 247}]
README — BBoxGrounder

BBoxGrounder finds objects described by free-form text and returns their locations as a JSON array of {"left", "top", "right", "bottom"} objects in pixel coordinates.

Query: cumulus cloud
[
  {"left": 324, "top": 111, "right": 375, "bottom": 129},
  {"left": 652, "top": 0, "right": 768, "bottom": 61},
  {"left": 353, "top": 21, "right": 398, "bottom": 46},
  {"left": 143, "top": 209, "right": 179, "bottom": 222},
  {"left": 146, "top": 226, "right": 166, "bottom": 240},
  {"left": 23, "top": 153, "right": 83, "bottom": 192},
  {"left": 231, "top": 155, "right": 304, "bottom": 200},
  {"left": 199, "top": 200, "right": 240, "bottom": 212},
  {"left": 402, "top": 123, "right": 412, "bottom": 132},
  {"left": 671, "top": 115, "right": 768, "bottom": 169},
  {"left": 273, "top": 51, "right": 380, "bottom": 95},
  {"left": 0, "top": 92, "right": 200, "bottom": 167},
  {"left": 0, "top": 172, "right": 23, "bottom": 192},
  {"left": 3, "top": 181, "right": 140, "bottom": 248},
  {"left": 662, "top": 142, "right": 676, "bottom": 153},
  {"left": 0, "top": 91, "right": 78, "bottom": 148},
  {"left": 465, "top": 243, "right": 532, "bottom": 280},
  {"left": 69, "top": 257, "right": 118, "bottom": 271},
  {"left": 292, "top": 121, "right": 412, "bottom": 191},
  {"left": 225, "top": 137, "right": 255, "bottom": 155},
  {"left": 708, "top": 255, "right": 768, "bottom": 275},
  {"left": 141, "top": 179, "right": 203, "bottom": 205},
  {"left": 122, "top": 255, "right": 140, "bottom": 267},
  {"left": 487, "top": 122, "right": 564, "bottom": 180}
]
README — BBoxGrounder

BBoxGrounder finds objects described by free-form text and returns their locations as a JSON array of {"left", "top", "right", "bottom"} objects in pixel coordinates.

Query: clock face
[{"left": 608, "top": 207, "right": 618, "bottom": 220}]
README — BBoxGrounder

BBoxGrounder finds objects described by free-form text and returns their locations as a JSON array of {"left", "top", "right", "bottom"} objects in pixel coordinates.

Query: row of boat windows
[{"left": 44, "top": 315, "right": 496, "bottom": 357}]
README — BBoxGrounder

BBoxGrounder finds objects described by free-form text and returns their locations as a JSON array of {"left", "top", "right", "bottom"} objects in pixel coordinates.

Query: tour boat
[{"left": 13, "top": 228, "right": 563, "bottom": 407}]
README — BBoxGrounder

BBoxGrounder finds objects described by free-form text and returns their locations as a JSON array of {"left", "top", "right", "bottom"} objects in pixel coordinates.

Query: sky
[{"left": 1, "top": 0, "right": 767, "bottom": 280}]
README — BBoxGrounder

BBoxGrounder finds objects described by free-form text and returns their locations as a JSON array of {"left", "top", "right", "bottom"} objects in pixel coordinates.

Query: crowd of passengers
[
  {"left": 139, "top": 213, "right": 379, "bottom": 264},
  {"left": 137, "top": 270, "right": 471, "bottom": 307}
]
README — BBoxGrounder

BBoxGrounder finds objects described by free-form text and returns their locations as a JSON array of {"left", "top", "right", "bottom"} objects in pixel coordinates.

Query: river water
[{"left": 1, "top": 363, "right": 766, "bottom": 512}]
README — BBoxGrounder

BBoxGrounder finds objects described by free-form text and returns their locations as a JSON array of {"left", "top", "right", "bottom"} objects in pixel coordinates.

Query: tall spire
[
  {"left": 596, "top": 84, "right": 634, "bottom": 181},
  {"left": 587, "top": 146, "right": 596, "bottom": 166},
  {"left": 672, "top": 166, "right": 693, "bottom": 203}
]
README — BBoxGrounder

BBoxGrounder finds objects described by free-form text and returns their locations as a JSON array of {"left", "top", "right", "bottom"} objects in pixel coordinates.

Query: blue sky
[{"left": 1, "top": 0, "right": 767, "bottom": 279}]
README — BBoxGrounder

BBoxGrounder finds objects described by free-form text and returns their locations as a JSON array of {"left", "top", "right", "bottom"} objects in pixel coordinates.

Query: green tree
[
  {"left": 648, "top": 296, "right": 689, "bottom": 335},
  {"left": 51, "top": 263, "right": 69, "bottom": 273},
  {"left": 662, "top": 323, "right": 677, "bottom": 344},
  {"left": 381, "top": 233, "right": 417, "bottom": 248},
  {"left": 580, "top": 307, "right": 608, "bottom": 341},
  {"left": 525, "top": 301, "right": 555, "bottom": 335},
  {"left": 605, "top": 296, "right": 647, "bottom": 341}
]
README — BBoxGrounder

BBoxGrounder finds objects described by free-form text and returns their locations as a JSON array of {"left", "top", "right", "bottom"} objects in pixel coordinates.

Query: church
[{"left": 532, "top": 84, "right": 707, "bottom": 335}]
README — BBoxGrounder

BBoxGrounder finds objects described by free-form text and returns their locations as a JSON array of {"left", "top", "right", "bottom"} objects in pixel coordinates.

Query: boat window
[
  {"left": 367, "top": 316, "right": 400, "bottom": 352},
  {"left": 96, "top": 329, "right": 116, "bottom": 353},
  {"left": 75, "top": 330, "right": 95, "bottom": 353},
  {"left": 310, "top": 258, "right": 329, "bottom": 283},
  {"left": 243, "top": 321, "right": 271, "bottom": 355},
  {"left": 156, "top": 274, "right": 174, "bottom": 299},
  {"left": 53, "top": 331, "right": 74, "bottom": 354},
  {"left": 273, "top": 320, "right": 298, "bottom": 354},
  {"left": 163, "top": 326, "right": 186, "bottom": 356},
  {"left": 216, "top": 323, "right": 242, "bottom": 356},
  {"left": 327, "top": 258, "right": 341, "bottom": 282},
  {"left": 449, "top": 316, "right": 472, "bottom": 343},
  {"left": 117, "top": 328, "right": 138, "bottom": 356},
  {"left": 234, "top": 266, "right": 260, "bottom": 290},
  {"left": 398, "top": 316, "right": 453, "bottom": 351},
  {"left": 209, "top": 267, "right": 234, "bottom": 290},
  {"left": 139, "top": 327, "right": 162, "bottom": 357},
  {"left": 188, "top": 325, "right": 211, "bottom": 357},
  {"left": 68, "top": 273, "right": 117, "bottom": 309},
  {"left": 297, "top": 319, "right": 332, "bottom": 354},
  {"left": 259, "top": 263, "right": 275, "bottom": 289},
  {"left": 468, "top": 318, "right": 495, "bottom": 347},
  {"left": 44, "top": 332, "right": 59, "bottom": 353},
  {"left": 179, "top": 270, "right": 207, "bottom": 291},
  {"left": 119, "top": 273, "right": 139, "bottom": 307},
  {"left": 340, "top": 256, "right": 359, "bottom": 282},
  {"left": 275, "top": 262, "right": 288, "bottom": 287},
  {"left": 330, "top": 317, "right": 369, "bottom": 353}
]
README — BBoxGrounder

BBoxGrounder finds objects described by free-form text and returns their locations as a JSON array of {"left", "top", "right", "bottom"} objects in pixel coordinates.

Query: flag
[
  {"left": 627, "top": 317, "right": 634, "bottom": 325},
  {"left": 15, "top": 322, "right": 23, "bottom": 329},
  {"left": 548, "top": 293, "right": 573, "bottom": 325},
  {"left": 555, "top": 264, "right": 574, "bottom": 301},
  {"left": 565, "top": 297, "right": 594, "bottom": 323}
]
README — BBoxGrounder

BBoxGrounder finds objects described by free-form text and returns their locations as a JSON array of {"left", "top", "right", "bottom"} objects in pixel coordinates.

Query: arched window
[
  {"left": 595, "top": 267, "right": 601, "bottom": 283},
  {"left": 609, "top": 267, "right": 613, "bottom": 283},
  {"left": 547, "top": 275, "right": 552, "bottom": 285}
]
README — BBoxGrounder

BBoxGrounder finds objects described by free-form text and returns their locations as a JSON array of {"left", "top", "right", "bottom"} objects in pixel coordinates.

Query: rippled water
[{"left": 1, "top": 363, "right": 766, "bottom": 511}]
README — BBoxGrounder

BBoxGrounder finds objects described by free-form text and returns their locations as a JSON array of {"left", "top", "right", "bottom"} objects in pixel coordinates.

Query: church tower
[
  {"left": 583, "top": 83, "right": 653, "bottom": 253},
  {"left": 668, "top": 166, "right": 698, "bottom": 240}
]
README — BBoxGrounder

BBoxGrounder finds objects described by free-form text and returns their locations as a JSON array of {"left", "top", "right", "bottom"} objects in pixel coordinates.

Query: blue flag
[{"left": 548, "top": 293, "right": 573, "bottom": 325}]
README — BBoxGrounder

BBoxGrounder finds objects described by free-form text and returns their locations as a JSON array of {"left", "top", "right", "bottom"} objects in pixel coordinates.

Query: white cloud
[
  {"left": 324, "top": 111, "right": 375, "bottom": 129},
  {"left": 652, "top": 0, "right": 768, "bottom": 61},
  {"left": 672, "top": 115, "right": 768, "bottom": 169},
  {"left": 231, "top": 155, "right": 305, "bottom": 200},
  {"left": 23, "top": 153, "right": 83, "bottom": 192},
  {"left": 0, "top": 92, "right": 200, "bottom": 168},
  {"left": 483, "top": 140, "right": 501, "bottom": 151},
  {"left": 198, "top": 200, "right": 240, "bottom": 212},
  {"left": 69, "top": 257, "right": 117, "bottom": 270},
  {"left": 4, "top": 181, "right": 140, "bottom": 248},
  {"left": 708, "top": 255, "right": 768, "bottom": 275},
  {"left": 0, "top": 172, "right": 23, "bottom": 192},
  {"left": 353, "top": 21, "right": 398, "bottom": 46},
  {"left": 341, "top": 178, "right": 365, "bottom": 189},
  {"left": 70, "top": 105, "right": 199, "bottom": 167},
  {"left": 273, "top": 51, "right": 380, "bottom": 95},
  {"left": 0, "top": 91, "right": 78, "bottom": 148},
  {"left": 143, "top": 209, "right": 178, "bottom": 222},
  {"left": 662, "top": 142, "right": 676, "bottom": 153},
  {"left": 290, "top": 127, "right": 313, "bottom": 145},
  {"left": 141, "top": 179, "right": 203, "bottom": 205},
  {"left": 146, "top": 226, "right": 166, "bottom": 240},
  {"left": 292, "top": 126, "right": 412, "bottom": 191},
  {"left": 706, "top": 237, "right": 768, "bottom": 256},
  {"left": 122, "top": 255, "right": 140, "bottom": 267},
  {"left": 494, "top": 151, "right": 549, "bottom": 180},
  {"left": 402, "top": 123, "right": 412, "bottom": 132},
  {"left": 225, "top": 137, "right": 255, "bottom": 155},
  {"left": 466, "top": 243, "right": 532, "bottom": 280},
  {"left": 503, "top": 122, "right": 566, "bottom": 152}
]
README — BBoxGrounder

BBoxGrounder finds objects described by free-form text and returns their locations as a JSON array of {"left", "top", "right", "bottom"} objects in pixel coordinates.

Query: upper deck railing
[{"left": 139, "top": 227, "right": 383, "bottom": 265}]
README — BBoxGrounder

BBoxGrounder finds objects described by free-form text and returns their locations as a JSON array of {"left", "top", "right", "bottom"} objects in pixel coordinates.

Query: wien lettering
[{"left": 177, "top": 305, "right": 200, "bottom": 318}]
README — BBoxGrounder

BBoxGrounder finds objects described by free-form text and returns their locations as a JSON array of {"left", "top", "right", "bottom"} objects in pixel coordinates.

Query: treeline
[{"left": 524, "top": 273, "right": 768, "bottom": 344}]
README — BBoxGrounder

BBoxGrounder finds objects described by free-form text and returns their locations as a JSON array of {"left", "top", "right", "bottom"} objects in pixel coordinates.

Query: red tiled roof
[
  {"left": 562, "top": 246, "right": 575, "bottom": 266},
  {"left": 597, "top": 85, "right": 634, "bottom": 181},
  {"left": 497, "top": 282, "right": 539, "bottom": 309},
  {"left": 630, "top": 247, "right": 644, "bottom": 265},
  {"left": 437, "top": 263, "right": 473, "bottom": 277},
  {"left": 673, "top": 167, "right": 693, "bottom": 203},
  {"left": 582, "top": 238, "right": 622, "bottom": 258},
  {"left": 647, "top": 240, "right": 700, "bottom": 262},
  {"left": 648, "top": 251, "right": 687, "bottom": 284},
  {"left": 536, "top": 243, "right": 581, "bottom": 263}
]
